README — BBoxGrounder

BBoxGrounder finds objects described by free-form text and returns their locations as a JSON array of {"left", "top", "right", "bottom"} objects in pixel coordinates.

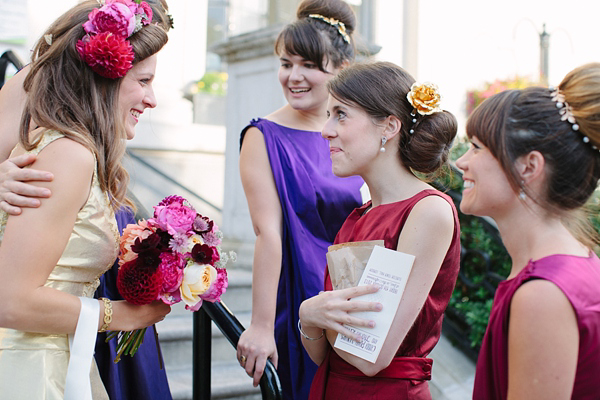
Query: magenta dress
[
  {"left": 309, "top": 190, "right": 461, "bottom": 400},
  {"left": 241, "top": 118, "right": 364, "bottom": 400},
  {"left": 473, "top": 253, "right": 600, "bottom": 399}
]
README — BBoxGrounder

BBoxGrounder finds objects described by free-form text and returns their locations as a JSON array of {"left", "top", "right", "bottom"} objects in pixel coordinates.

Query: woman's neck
[
  {"left": 495, "top": 207, "right": 589, "bottom": 279},
  {"left": 267, "top": 104, "right": 327, "bottom": 132},
  {"left": 363, "top": 158, "right": 429, "bottom": 208}
]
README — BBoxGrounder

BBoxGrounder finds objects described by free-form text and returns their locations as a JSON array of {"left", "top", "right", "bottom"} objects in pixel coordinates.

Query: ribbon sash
[{"left": 65, "top": 297, "right": 99, "bottom": 400}]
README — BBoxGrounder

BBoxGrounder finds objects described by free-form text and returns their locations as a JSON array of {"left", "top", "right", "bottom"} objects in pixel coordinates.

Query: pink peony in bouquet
[{"left": 108, "top": 195, "right": 234, "bottom": 361}]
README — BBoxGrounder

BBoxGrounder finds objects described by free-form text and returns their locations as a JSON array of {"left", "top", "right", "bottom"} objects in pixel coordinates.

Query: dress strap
[{"left": 28, "top": 130, "right": 66, "bottom": 155}]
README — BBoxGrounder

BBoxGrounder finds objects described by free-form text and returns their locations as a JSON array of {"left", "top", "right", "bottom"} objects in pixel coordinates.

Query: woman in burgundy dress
[
  {"left": 298, "top": 62, "right": 461, "bottom": 399},
  {"left": 456, "top": 63, "right": 600, "bottom": 399}
]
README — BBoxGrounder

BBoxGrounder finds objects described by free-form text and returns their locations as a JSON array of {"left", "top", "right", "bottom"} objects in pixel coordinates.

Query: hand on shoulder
[{"left": 20, "top": 135, "right": 96, "bottom": 215}]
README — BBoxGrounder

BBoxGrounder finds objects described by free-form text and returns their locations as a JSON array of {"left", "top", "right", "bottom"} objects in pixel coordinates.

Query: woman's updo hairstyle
[
  {"left": 327, "top": 61, "right": 457, "bottom": 176},
  {"left": 275, "top": 0, "right": 356, "bottom": 72},
  {"left": 466, "top": 63, "right": 600, "bottom": 214}
]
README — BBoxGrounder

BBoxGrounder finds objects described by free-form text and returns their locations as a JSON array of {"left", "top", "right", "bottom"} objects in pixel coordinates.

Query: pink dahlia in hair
[
  {"left": 77, "top": 32, "right": 134, "bottom": 79},
  {"left": 200, "top": 268, "right": 228, "bottom": 303},
  {"left": 83, "top": 2, "right": 136, "bottom": 38},
  {"left": 117, "top": 259, "right": 163, "bottom": 305},
  {"left": 136, "top": 1, "right": 153, "bottom": 26}
]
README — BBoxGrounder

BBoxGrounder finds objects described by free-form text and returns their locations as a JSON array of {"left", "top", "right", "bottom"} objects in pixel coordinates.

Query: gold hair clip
[{"left": 308, "top": 14, "right": 350, "bottom": 43}]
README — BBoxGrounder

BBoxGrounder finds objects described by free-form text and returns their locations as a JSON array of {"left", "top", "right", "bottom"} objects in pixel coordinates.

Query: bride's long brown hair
[{"left": 20, "top": 0, "right": 168, "bottom": 210}]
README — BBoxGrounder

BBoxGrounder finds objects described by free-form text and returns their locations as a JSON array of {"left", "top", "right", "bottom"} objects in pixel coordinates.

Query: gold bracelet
[
  {"left": 98, "top": 297, "right": 113, "bottom": 333},
  {"left": 297, "top": 319, "right": 324, "bottom": 341}
]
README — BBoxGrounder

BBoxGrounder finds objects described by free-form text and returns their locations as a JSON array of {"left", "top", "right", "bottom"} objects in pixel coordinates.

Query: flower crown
[{"left": 77, "top": 0, "right": 153, "bottom": 79}]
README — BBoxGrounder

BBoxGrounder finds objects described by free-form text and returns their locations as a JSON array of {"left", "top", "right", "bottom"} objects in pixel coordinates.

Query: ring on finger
[{"left": 240, "top": 354, "right": 247, "bottom": 365}]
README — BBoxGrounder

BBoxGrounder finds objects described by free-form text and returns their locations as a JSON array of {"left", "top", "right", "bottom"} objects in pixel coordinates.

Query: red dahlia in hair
[
  {"left": 76, "top": 31, "right": 134, "bottom": 79},
  {"left": 117, "top": 258, "right": 163, "bottom": 305}
]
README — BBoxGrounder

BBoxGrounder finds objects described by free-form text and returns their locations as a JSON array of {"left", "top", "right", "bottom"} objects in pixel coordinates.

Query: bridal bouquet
[{"left": 107, "top": 195, "right": 234, "bottom": 361}]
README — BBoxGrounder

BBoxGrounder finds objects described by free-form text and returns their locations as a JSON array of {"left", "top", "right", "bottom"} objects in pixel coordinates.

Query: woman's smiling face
[
  {"left": 118, "top": 54, "right": 158, "bottom": 140},
  {"left": 278, "top": 51, "right": 340, "bottom": 114},
  {"left": 455, "top": 136, "right": 517, "bottom": 218}
]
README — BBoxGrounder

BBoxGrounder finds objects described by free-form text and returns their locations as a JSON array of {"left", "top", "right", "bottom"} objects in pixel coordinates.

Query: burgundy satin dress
[{"left": 309, "top": 190, "right": 461, "bottom": 400}]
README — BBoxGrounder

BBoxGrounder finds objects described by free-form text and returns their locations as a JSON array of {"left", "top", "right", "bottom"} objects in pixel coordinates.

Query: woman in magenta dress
[
  {"left": 298, "top": 62, "right": 460, "bottom": 399},
  {"left": 456, "top": 63, "right": 600, "bottom": 399},
  {"left": 235, "top": 1, "right": 363, "bottom": 398}
]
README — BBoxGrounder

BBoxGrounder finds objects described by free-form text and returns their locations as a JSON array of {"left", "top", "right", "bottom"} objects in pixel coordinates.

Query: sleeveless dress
[
  {"left": 308, "top": 190, "right": 461, "bottom": 400},
  {"left": 241, "top": 118, "right": 364, "bottom": 400},
  {"left": 94, "top": 208, "right": 172, "bottom": 400},
  {"left": 473, "top": 253, "right": 600, "bottom": 399},
  {"left": 0, "top": 131, "right": 119, "bottom": 400}
]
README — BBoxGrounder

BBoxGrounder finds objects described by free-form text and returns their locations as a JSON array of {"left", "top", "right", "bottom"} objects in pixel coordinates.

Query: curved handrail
[
  {"left": 201, "top": 301, "right": 283, "bottom": 400},
  {"left": 0, "top": 50, "right": 24, "bottom": 89}
]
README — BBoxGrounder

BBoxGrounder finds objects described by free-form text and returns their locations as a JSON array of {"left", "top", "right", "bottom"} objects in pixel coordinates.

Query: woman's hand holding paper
[{"left": 299, "top": 285, "right": 382, "bottom": 343}]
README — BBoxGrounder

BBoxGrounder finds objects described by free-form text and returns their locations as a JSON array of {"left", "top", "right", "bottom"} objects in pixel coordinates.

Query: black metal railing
[
  {"left": 0, "top": 50, "right": 25, "bottom": 89},
  {"left": 193, "top": 302, "right": 283, "bottom": 400}
]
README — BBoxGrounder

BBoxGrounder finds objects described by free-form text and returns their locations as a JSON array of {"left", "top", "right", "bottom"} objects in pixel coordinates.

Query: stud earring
[{"left": 380, "top": 137, "right": 387, "bottom": 153}]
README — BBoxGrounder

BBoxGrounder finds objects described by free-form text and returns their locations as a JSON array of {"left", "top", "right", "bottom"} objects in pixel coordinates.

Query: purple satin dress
[
  {"left": 473, "top": 253, "right": 600, "bottom": 399},
  {"left": 94, "top": 208, "right": 172, "bottom": 400},
  {"left": 241, "top": 118, "right": 364, "bottom": 400}
]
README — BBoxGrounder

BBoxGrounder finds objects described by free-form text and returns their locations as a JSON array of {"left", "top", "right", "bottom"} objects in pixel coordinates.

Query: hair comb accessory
[
  {"left": 77, "top": 0, "right": 153, "bottom": 79},
  {"left": 406, "top": 82, "right": 442, "bottom": 134},
  {"left": 308, "top": 14, "right": 350, "bottom": 43},
  {"left": 550, "top": 87, "right": 598, "bottom": 151}
]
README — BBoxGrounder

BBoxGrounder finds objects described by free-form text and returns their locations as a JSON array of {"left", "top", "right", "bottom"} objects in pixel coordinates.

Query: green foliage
[{"left": 192, "top": 71, "right": 228, "bottom": 97}]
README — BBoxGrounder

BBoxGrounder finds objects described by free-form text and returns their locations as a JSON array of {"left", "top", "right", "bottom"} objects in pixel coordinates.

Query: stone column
[{"left": 212, "top": 25, "right": 285, "bottom": 244}]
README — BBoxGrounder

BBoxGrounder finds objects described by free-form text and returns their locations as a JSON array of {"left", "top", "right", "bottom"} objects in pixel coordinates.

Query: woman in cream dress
[{"left": 0, "top": 1, "right": 171, "bottom": 398}]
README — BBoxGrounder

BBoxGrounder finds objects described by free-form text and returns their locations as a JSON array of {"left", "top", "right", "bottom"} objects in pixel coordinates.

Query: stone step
[
  {"left": 167, "top": 360, "right": 261, "bottom": 400},
  {"left": 219, "top": 268, "right": 253, "bottom": 314}
]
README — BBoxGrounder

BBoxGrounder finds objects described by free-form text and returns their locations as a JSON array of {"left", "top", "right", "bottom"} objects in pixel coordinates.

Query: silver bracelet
[{"left": 297, "top": 319, "right": 325, "bottom": 341}]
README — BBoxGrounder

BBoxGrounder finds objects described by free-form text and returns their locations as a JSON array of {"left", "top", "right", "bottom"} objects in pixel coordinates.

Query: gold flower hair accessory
[
  {"left": 407, "top": 82, "right": 442, "bottom": 116},
  {"left": 308, "top": 14, "right": 350, "bottom": 43},
  {"left": 550, "top": 87, "right": 598, "bottom": 151},
  {"left": 406, "top": 82, "right": 442, "bottom": 134}
]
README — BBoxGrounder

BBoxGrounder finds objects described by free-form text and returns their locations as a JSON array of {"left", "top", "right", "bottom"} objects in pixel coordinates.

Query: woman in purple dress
[
  {"left": 235, "top": 1, "right": 363, "bottom": 398},
  {"left": 456, "top": 63, "right": 600, "bottom": 399},
  {"left": 0, "top": 2, "right": 174, "bottom": 399}
]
